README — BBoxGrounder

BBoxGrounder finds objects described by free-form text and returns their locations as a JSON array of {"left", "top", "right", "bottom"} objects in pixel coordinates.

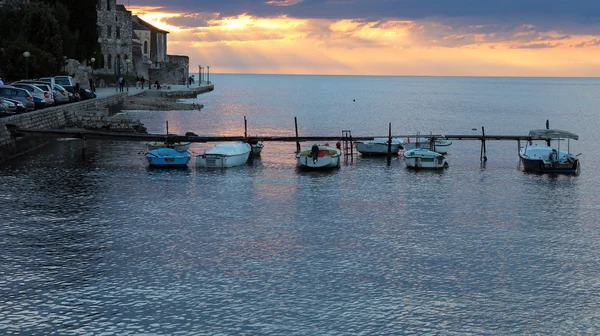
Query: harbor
[{"left": 0, "top": 74, "right": 597, "bottom": 335}]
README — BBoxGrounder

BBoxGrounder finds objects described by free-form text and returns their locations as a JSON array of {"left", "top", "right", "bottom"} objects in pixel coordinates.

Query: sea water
[{"left": 1, "top": 75, "right": 600, "bottom": 334}]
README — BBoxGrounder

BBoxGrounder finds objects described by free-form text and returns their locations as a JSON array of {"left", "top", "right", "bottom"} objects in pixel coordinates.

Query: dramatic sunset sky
[{"left": 125, "top": 0, "right": 600, "bottom": 76}]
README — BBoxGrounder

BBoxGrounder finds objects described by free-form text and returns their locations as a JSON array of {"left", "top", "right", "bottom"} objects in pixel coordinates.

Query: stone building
[
  {"left": 132, "top": 16, "right": 168, "bottom": 67},
  {"left": 94, "top": 1, "right": 189, "bottom": 85},
  {"left": 95, "top": 0, "right": 133, "bottom": 76}
]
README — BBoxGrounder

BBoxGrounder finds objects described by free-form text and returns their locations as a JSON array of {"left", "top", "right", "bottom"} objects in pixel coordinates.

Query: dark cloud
[{"left": 126, "top": 0, "right": 600, "bottom": 24}]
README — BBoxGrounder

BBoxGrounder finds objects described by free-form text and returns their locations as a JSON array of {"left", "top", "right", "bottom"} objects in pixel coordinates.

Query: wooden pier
[
  {"left": 7, "top": 118, "right": 559, "bottom": 164},
  {"left": 7, "top": 127, "right": 533, "bottom": 143}
]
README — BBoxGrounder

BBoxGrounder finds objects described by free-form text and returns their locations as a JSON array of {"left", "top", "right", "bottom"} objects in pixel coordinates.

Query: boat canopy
[
  {"left": 206, "top": 142, "right": 250, "bottom": 156},
  {"left": 528, "top": 129, "right": 579, "bottom": 140}
]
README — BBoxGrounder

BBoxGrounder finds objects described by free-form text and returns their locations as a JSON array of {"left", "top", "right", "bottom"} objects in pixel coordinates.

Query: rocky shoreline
[{"left": 122, "top": 93, "right": 204, "bottom": 111}]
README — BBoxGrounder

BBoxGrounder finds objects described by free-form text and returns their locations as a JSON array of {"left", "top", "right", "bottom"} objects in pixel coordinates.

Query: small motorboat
[
  {"left": 296, "top": 144, "right": 341, "bottom": 169},
  {"left": 196, "top": 142, "right": 251, "bottom": 168},
  {"left": 145, "top": 148, "right": 191, "bottom": 168},
  {"left": 146, "top": 141, "right": 191, "bottom": 152},
  {"left": 519, "top": 129, "right": 580, "bottom": 174},
  {"left": 403, "top": 148, "right": 449, "bottom": 169},
  {"left": 354, "top": 138, "right": 404, "bottom": 156},
  {"left": 250, "top": 141, "right": 264, "bottom": 156},
  {"left": 402, "top": 138, "right": 452, "bottom": 154}
]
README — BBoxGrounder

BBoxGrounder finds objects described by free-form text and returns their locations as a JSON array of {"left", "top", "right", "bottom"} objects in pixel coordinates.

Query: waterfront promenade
[{"left": 94, "top": 83, "right": 212, "bottom": 99}]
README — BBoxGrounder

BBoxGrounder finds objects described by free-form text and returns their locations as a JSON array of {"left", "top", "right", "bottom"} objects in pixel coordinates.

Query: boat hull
[
  {"left": 296, "top": 145, "right": 341, "bottom": 169},
  {"left": 145, "top": 148, "right": 191, "bottom": 168},
  {"left": 403, "top": 140, "right": 452, "bottom": 154},
  {"left": 355, "top": 141, "right": 402, "bottom": 156},
  {"left": 403, "top": 149, "right": 448, "bottom": 169},
  {"left": 196, "top": 152, "right": 250, "bottom": 168},
  {"left": 519, "top": 146, "right": 579, "bottom": 174},
  {"left": 251, "top": 142, "right": 264, "bottom": 156}
]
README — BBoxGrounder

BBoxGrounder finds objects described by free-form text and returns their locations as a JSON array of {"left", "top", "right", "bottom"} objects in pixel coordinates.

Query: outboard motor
[{"left": 311, "top": 144, "right": 320, "bottom": 163}]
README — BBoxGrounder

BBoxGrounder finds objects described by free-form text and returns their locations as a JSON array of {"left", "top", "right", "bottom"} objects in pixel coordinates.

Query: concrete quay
[{"left": 0, "top": 83, "right": 214, "bottom": 163}]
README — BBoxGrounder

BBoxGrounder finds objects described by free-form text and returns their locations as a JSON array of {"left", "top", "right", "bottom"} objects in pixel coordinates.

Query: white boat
[
  {"left": 250, "top": 141, "right": 264, "bottom": 156},
  {"left": 403, "top": 148, "right": 449, "bottom": 169},
  {"left": 519, "top": 129, "right": 580, "bottom": 174},
  {"left": 354, "top": 138, "right": 404, "bottom": 156},
  {"left": 402, "top": 138, "right": 452, "bottom": 154},
  {"left": 145, "top": 148, "right": 191, "bottom": 168},
  {"left": 296, "top": 144, "right": 341, "bottom": 169},
  {"left": 146, "top": 141, "right": 191, "bottom": 152},
  {"left": 196, "top": 142, "right": 251, "bottom": 168}
]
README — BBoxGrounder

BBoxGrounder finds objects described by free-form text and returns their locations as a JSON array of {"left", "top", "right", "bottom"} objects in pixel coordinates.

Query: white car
[
  {"left": 11, "top": 83, "right": 54, "bottom": 107},
  {"left": 52, "top": 84, "right": 70, "bottom": 104},
  {"left": 11, "top": 81, "right": 55, "bottom": 106}
]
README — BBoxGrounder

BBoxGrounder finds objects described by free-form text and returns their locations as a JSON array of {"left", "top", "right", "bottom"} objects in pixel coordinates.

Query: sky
[{"left": 125, "top": 0, "right": 600, "bottom": 77}]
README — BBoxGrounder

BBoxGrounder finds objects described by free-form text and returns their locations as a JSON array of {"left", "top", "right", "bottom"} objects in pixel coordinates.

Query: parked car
[
  {"left": 79, "top": 88, "right": 96, "bottom": 100},
  {"left": 32, "top": 96, "right": 47, "bottom": 109},
  {"left": 62, "top": 85, "right": 81, "bottom": 102},
  {"left": 54, "top": 76, "right": 75, "bottom": 87},
  {"left": 11, "top": 81, "right": 55, "bottom": 106},
  {"left": 10, "top": 83, "right": 52, "bottom": 109},
  {"left": 0, "top": 98, "right": 16, "bottom": 114},
  {"left": 0, "top": 85, "right": 35, "bottom": 111},
  {"left": 37, "top": 77, "right": 56, "bottom": 90},
  {"left": 52, "top": 83, "right": 70, "bottom": 104},
  {"left": 3, "top": 97, "right": 27, "bottom": 113}
]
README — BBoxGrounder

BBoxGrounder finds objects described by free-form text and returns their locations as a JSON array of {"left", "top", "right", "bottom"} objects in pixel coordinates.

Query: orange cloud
[{"left": 128, "top": 6, "right": 600, "bottom": 76}]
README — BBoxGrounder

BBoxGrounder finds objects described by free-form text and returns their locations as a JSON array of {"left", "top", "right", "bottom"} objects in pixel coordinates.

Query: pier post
[
  {"left": 294, "top": 117, "right": 300, "bottom": 152},
  {"left": 481, "top": 126, "right": 487, "bottom": 162},
  {"left": 387, "top": 123, "right": 392, "bottom": 166},
  {"left": 244, "top": 116, "right": 248, "bottom": 139},
  {"left": 545, "top": 119, "right": 551, "bottom": 146}
]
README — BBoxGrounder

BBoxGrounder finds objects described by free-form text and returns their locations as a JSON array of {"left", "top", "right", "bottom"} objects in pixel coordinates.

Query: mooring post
[
  {"left": 545, "top": 119, "right": 551, "bottom": 146},
  {"left": 81, "top": 135, "right": 87, "bottom": 159},
  {"left": 294, "top": 117, "right": 300, "bottom": 152},
  {"left": 481, "top": 126, "right": 487, "bottom": 162},
  {"left": 244, "top": 116, "right": 248, "bottom": 139},
  {"left": 387, "top": 122, "right": 392, "bottom": 166}
]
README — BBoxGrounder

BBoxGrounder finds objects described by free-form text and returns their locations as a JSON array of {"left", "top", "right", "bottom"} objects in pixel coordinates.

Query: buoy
[
  {"left": 471, "top": 128, "right": 477, "bottom": 131},
  {"left": 353, "top": 99, "right": 356, "bottom": 102}
]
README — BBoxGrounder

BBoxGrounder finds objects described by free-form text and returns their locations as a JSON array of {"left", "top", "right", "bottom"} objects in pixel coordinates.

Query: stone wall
[
  {"left": 96, "top": 0, "right": 133, "bottom": 75},
  {"left": 148, "top": 54, "right": 189, "bottom": 85},
  {"left": 0, "top": 93, "right": 130, "bottom": 163}
]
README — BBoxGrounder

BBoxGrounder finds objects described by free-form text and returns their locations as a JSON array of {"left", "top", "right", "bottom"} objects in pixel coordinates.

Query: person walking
[
  {"left": 118, "top": 76, "right": 124, "bottom": 92},
  {"left": 0, "top": 77, "right": 4, "bottom": 86},
  {"left": 141, "top": 76, "right": 145, "bottom": 89}
]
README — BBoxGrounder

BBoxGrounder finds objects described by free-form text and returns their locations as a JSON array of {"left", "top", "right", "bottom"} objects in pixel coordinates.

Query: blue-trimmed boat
[{"left": 145, "top": 148, "right": 191, "bottom": 168}]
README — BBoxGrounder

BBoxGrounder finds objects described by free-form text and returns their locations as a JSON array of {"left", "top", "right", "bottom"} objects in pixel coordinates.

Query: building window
[
  {"left": 107, "top": 55, "right": 112, "bottom": 69},
  {"left": 116, "top": 27, "right": 120, "bottom": 39},
  {"left": 143, "top": 41, "right": 148, "bottom": 54},
  {"left": 115, "top": 15, "right": 118, "bottom": 22},
  {"left": 107, "top": 25, "right": 112, "bottom": 38},
  {"left": 107, "top": 0, "right": 110, "bottom": 11}
]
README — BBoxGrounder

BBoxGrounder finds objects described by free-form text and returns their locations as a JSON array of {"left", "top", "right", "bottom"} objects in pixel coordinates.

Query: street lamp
[
  {"left": 23, "top": 51, "right": 30, "bottom": 79},
  {"left": 198, "top": 65, "right": 201, "bottom": 86},
  {"left": 125, "top": 59, "right": 132, "bottom": 92},
  {"left": 207, "top": 66, "right": 210, "bottom": 84},
  {"left": 90, "top": 57, "right": 96, "bottom": 92}
]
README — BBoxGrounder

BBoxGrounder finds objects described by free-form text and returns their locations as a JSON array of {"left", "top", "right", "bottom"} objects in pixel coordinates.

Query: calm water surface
[{"left": 2, "top": 75, "right": 600, "bottom": 334}]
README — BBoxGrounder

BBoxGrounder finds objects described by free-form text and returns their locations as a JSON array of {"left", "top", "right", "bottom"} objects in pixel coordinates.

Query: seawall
[
  {"left": 144, "top": 84, "right": 214, "bottom": 98},
  {"left": 0, "top": 93, "right": 129, "bottom": 163}
]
